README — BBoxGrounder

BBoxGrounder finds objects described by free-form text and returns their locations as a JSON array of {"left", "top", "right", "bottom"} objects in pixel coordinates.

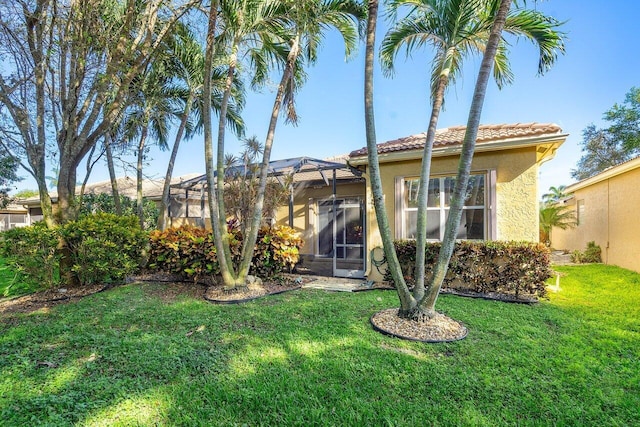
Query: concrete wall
[{"left": 552, "top": 166, "right": 640, "bottom": 273}]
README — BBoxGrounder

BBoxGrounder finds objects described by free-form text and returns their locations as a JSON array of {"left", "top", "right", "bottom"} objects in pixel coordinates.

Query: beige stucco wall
[
  {"left": 552, "top": 166, "right": 640, "bottom": 273},
  {"left": 364, "top": 147, "right": 540, "bottom": 281}
]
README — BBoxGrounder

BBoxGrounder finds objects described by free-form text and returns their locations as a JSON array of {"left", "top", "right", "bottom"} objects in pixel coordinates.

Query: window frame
[{"left": 395, "top": 171, "right": 495, "bottom": 241}]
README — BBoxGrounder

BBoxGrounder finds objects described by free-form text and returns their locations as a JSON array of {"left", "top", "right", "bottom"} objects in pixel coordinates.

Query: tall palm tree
[
  {"left": 364, "top": 0, "right": 415, "bottom": 309},
  {"left": 378, "top": 0, "right": 566, "bottom": 318},
  {"left": 232, "top": 0, "right": 366, "bottom": 289},
  {"left": 542, "top": 185, "right": 567, "bottom": 206},
  {"left": 204, "top": 0, "right": 365, "bottom": 291},
  {"left": 121, "top": 66, "right": 175, "bottom": 228},
  {"left": 157, "top": 24, "right": 245, "bottom": 230}
]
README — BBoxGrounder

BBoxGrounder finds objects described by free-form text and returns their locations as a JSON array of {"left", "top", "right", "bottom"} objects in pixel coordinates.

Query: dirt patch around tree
[
  {"left": 371, "top": 308, "right": 468, "bottom": 342},
  {"left": 0, "top": 283, "right": 111, "bottom": 315}
]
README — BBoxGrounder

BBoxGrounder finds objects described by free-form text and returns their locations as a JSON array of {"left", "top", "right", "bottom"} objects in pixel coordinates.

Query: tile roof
[{"left": 349, "top": 123, "right": 563, "bottom": 157}]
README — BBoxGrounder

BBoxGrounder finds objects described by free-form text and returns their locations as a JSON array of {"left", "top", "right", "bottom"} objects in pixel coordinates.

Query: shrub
[
  {"left": 571, "top": 241, "right": 602, "bottom": 264},
  {"left": 384, "top": 240, "right": 552, "bottom": 298},
  {"left": 79, "top": 193, "right": 159, "bottom": 230},
  {"left": 148, "top": 225, "right": 219, "bottom": 280},
  {"left": 0, "top": 222, "right": 60, "bottom": 289},
  {"left": 147, "top": 224, "right": 303, "bottom": 281},
  {"left": 61, "top": 213, "right": 148, "bottom": 285}
]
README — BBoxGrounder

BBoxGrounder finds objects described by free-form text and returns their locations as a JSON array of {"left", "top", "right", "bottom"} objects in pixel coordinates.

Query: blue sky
[{"left": 15, "top": 0, "right": 640, "bottom": 198}]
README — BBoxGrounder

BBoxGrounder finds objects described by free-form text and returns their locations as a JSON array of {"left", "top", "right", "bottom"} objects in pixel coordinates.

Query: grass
[
  {"left": 0, "top": 257, "right": 39, "bottom": 299},
  {"left": 1, "top": 264, "right": 638, "bottom": 426}
]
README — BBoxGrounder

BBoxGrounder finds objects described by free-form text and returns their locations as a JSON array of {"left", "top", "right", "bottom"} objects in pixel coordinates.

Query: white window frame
[{"left": 395, "top": 171, "right": 495, "bottom": 241}]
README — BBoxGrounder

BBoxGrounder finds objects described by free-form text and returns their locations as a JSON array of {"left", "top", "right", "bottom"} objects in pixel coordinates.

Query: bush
[
  {"left": 383, "top": 240, "right": 552, "bottom": 298},
  {"left": 61, "top": 213, "right": 148, "bottom": 285},
  {"left": 0, "top": 222, "right": 60, "bottom": 289},
  {"left": 79, "top": 193, "right": 159, "bottom": 230},
  {"left": 147, "top": 224, "right": 303, "bottom": 281},
  {"left": 571, "top": 241, "right": 602, "bottom": 264}
]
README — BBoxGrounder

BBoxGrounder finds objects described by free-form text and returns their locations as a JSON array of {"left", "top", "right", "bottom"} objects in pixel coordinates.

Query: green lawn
[
  {"left": 0, "top": 257, "right": 38, "bottom": 299},
  {"left": 1, "top": 264, "right": 638, "bottom": 426}
]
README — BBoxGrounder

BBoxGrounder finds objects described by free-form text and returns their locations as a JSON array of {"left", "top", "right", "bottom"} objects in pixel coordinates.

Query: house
[
  {"left": 551, "top": 156, "right": 640, "bottom": 273},
  {"left": 0, "top": 202, "right": 29, "bottom": 230},
  {"left": 273, "top": 123, "right": 567, "bottom": 281},
  {"left": 17, "top": 174, "right": 201, "bottom": 226}
]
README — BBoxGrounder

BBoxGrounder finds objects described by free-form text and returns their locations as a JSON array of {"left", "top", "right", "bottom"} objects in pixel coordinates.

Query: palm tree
[
  {"left": 364, "top": 0, "right": 414, "bottom": 307},
  {"left": 539, "top": 203, "right": 576, "bottom": 246},
  {"left": 542, "top": 185, "right": 567, "bottom": 206},
  {"left": 539, "top": 185, "right": 575, "bottom": 245},
  {"left": 157, "top": 24, "right": 245, "bottom": 230},
  {"left": 234, "top": 0, "right": 366, "bottom": 288},
  {"left": 204, "top": 0, "right": 366, "bottom": 291},
  {"left": 121, "top": 66, "right": 175, "bottom": 228},
  {"left": 377, "top": 0, "right": 565, "bottom": 319}
]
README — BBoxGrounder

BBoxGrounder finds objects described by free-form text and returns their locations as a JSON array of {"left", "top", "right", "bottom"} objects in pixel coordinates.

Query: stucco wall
[
  {"left": 552, "top": 166, "right": 640, "bottom": 273},
  {"left": 365, "top": 147, "right": 540, "bottom": 281}
]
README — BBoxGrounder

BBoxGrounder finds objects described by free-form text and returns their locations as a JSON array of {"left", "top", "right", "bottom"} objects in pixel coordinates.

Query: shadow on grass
[{"left": 0, "top": 269, "right": 639, "bottom": 425}]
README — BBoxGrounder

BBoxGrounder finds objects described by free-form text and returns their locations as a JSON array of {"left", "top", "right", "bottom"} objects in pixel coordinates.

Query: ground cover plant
[
  {"left": 0, "top": 257, "right": 37, "bottom": 298},
  {"left": 0, "top": 264, "right": 638, "bottom": 425}
]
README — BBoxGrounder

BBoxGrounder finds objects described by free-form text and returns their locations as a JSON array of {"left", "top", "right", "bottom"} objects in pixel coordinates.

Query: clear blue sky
[{"left": 14, "top": 0, "right": 640, "bottom": 198}]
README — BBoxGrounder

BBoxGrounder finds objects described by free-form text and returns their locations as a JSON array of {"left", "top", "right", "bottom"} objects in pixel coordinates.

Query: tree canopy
[{"left": 572, "top": 87, "right": 640, "bottom": 180}]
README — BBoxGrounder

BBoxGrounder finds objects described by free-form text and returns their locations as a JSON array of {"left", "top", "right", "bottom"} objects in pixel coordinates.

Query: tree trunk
[
  {"left": 202, "top": 2, "right": 242, "bottom": 289},
  {"left": 105, "top": 133, "right": 122, "bottom": 215},
  {"left": 215, "top": 47, "right": 239, "bottom": 287},
  {"left": 419, "top": 0, "right": 512, "bottom": 315},
  {"left": 235, "top": 36, "right": 299, "bottom": 284},
  {"left": 136, "top": 128, "right": 148, "bottom": 229},
  {"left": 363, "top": 0, "right": 415, "bottom": 314},
  {"left": 413, "top": 73, "right": 448, "bottom": 301},
  {"left": 158, "top": 96, "right": 192, "bottom": 230}
]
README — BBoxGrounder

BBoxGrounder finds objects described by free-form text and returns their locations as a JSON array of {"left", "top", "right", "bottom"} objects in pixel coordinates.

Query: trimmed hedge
[
  {"left": 147, "top": 224, "right": 303, "bottom": 281},
  {"left": 383, "top": 240, "right": 552, "bottom": 298},
  {"left": 0, "top": 213, "right": 147, "bottom": 288}
]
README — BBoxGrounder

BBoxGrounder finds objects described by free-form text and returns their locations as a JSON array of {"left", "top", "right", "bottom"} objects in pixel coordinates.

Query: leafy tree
[
  {"left": 0, "top": 0, "right": 197, "bottom": 226},
  {"left": 0, "top": 155, "right": 21, "bottom": 208},
  {"left": 572, "top": 88, "right": 640, "bottom": 180}
]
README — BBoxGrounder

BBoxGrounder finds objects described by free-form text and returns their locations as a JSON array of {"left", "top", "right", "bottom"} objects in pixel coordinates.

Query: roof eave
[
  {"left": 565, "top": 155, "right": 640, "bottom": 193},
  {"left": 349, "top": 133, "right": 569, "bottom": 165}
]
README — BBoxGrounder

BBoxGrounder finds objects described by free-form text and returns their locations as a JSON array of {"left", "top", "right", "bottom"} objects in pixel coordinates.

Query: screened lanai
[{"left": 169, "top": 156, "right": 367, "bottom": 278}]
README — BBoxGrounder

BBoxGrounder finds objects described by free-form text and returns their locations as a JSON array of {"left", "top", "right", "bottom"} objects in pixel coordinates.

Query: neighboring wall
[{"left": 552, "top": 165, "right": 640, "bottom": 273}]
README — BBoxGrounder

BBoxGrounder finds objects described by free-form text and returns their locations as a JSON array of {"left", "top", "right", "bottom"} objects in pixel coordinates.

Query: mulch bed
[
  {"left": 0, "top": 283, "right": 111, "bottom": 315},
  {"left": 371, "top": 308, "right": 468, "bottom": 342}
]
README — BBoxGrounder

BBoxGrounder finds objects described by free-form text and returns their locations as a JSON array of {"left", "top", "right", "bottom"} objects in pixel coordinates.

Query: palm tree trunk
[
  {"left": 413, "top": 74, "right": 448, "bottom": 301},
  {"left": 105, "top": 133, "right": 122, "bottom": 215},
  {"left": 202, "top": 1, "right": 240, "bottom": 289},
  {"left": 419, "top": 0, "right": 512, "bottom": 316},
  {"left": 363, "top": 0, "right": 416, "bottom": 314},
  {"left": 236, "top": 36, "right": 300, "bottom": 282},
  {"left": 159, "top": 95, "right": 193, "bottom": 230},
  {"left": 215, "top": 47, "right": 239, "bottom": 285},
  {"left": 136, "top": 128, "right": 148, "bottom": 229}
]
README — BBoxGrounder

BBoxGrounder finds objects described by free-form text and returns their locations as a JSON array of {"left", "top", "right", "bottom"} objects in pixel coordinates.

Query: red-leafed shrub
[
  {"left": 384, "top": 240, "right": 552, "bottom": 298},
  {"left": 147, "top": 225, "right": 303, "bottom": 281}
]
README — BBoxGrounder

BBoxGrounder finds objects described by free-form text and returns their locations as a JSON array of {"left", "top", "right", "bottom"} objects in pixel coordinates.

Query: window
[
  {"left": 399, "top": 174, "right": 487, "bottom": 241},
  {"left": 576, "top": 199, "right": 585, "bottom": 226}
]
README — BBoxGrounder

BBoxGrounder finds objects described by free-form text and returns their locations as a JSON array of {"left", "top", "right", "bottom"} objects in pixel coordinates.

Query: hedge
[
  {"left": 383, "top": 240, "right": 552, "bottom": 298},
  {"left": 147, "top": 224, "right": 303, "bottom": 282}
]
